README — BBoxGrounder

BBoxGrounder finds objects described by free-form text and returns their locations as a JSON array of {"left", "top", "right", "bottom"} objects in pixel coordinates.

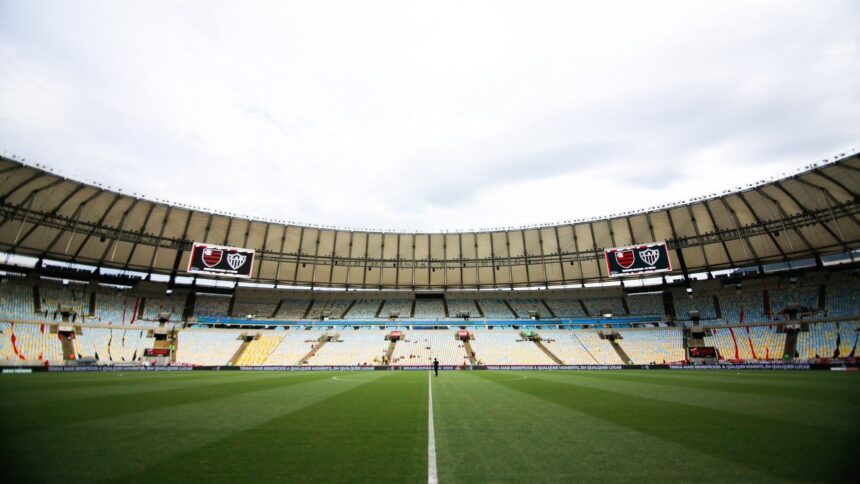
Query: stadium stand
[
  {"left": 389, "top": 331, "right": 466, "bottom": 366},
  {"left": 477, "top": 299, "right": 515, "bottom": 318},
  {"left": 235, "top": 335, "right": 284, "bottom": 365},
  {"left": 413, "top": 299, "right": 445, "bottom": 319},
  {"left": 193, "top": 294, "right": 231, "bottom": 318},
  {"left": 275, "top": 298, "right": 312, "bottom": 319},
  {"left": 445, "top": 299, "right": 477, "bottom": 318},
  {"left": 232, "top": 300, "right": 278, "bottom": 319},
  {"left": 264, "top": 330, "right": 327, "bottom": 365},
  {"left": 176, "top": 329, "right": 244, "bottom": 365},
  {"left": 580, "top": 297, "right": 626, "bottom": 317},
  {"left": 545, "top": 298, "right": 587, "bottom": 318},
  {"left": 674, "top": 292, "right": 718, "bottom": 320},
  {"left": 468, "top": 331, "right": 555, "bottom": 365},
  {"left": 308, "top": 331, "right": 388, "bottom": 366},
  {"left": 379, "top": 299, "right": 413, "bottom": 318},
  {"left": 616, "top": 329, "right": 685, "bottom": 364},
  {"left": 345, "top": 299, "right": 381, "bottom": 319},
  {"left": 625, "top": 293, "right": 665, "bottom": 317}
]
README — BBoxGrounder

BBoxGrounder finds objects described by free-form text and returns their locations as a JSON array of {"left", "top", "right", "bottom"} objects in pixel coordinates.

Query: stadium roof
[{"left": 1, "top": 152, "right": 859, "bottom": 289}]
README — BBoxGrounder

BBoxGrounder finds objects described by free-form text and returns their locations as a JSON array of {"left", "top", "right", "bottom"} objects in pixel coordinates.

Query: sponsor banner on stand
[
  {"left": 187, "top": 242, "right": 255, "bottom": 278},
  {"left": 605, "top": 242, "right": 671, "bottom": 277}
]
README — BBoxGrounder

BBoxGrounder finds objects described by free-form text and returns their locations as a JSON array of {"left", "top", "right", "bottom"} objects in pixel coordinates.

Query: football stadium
[{"left": 2, "top": 2, "right": 859, "bottom": 483}]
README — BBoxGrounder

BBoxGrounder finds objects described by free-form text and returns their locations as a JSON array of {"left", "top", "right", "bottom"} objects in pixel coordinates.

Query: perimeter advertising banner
[
  {"left": 187, "top": 242, "right": 255, "bottom": 278},
  {"left": 604, "top": 242, "right": 671, "bottom": 277}
]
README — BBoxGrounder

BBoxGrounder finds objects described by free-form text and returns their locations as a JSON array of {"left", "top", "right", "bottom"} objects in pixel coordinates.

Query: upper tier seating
[
  {"left": 625, "top": 293, "right": 665, "bottom": 317},
  {"left": 446, "top": 299, "right": 477, "bottom": 318},
  {"left": 275, "top": 299, "right": 311, "bottom": 319},
  {"left": 719, "top": 288, "right": 766, "bottom": 323},
  {"left": 307, "top": 300, "right": 352, "bottom": 319},
  {"left": 545, "top": 299, "right": 587, "bottom": 318},
  {"left": 413, "top": 300, "right": 445, "bottom": 319},
  {"left": 581, "top": 297, "right": 626, "bottom": 317},
  {"left": 379, "top": 299, "right": 412, "bottom": 318},
  {"left": 194, "top": 294, "right": 231, "bottom": 318},
  {"left": 825, "top": 279, "right": 860, "bottom": 317},
  {"left": 141, "top": 292, "right": 186, "bottom": 322},
  {"left": 674, "top": 293, "right": 717, "bottom": 320},
  {"left": 346, "top": 300, "right": 381, "bottom": 319},
  {"left": 508, "top": 299, "right": 546, "bottom": 319},
  {"left": 232, "top": 300, "right": 278, "bottom": 319},
  {"left": 477, "top": 299, "right": 515, "bottom": 319}
]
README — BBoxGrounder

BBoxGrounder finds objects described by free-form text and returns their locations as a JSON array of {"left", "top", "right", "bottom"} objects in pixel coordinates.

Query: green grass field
[{"left": 1, "top": 370, "right": 858, "bottom": 483}]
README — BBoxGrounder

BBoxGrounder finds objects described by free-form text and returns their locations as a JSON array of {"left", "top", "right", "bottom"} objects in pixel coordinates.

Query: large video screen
[
  {"left": 187, "top": 242, "right": 255, "bottom": 278},
  {"left": 604, "top": 241, "right": 671, "bottom": 277}
]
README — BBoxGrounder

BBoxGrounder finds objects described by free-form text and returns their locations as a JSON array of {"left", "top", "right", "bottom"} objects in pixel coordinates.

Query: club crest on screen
[
  {"left": 201, "top": 247, "right": 223, "bottom": 267},
  {"left": 614, "top": 250, "right": 635, "bottom": 269},
  {"left": 640, "top": 248, "right": 660, "bottom": 266},
  {"left": 226, "top": 252, "right": 247, "bottom": 270}
]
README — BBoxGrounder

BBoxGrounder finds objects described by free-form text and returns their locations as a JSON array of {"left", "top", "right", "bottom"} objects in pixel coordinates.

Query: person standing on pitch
[{"left": 433, "top": 357, "right": 439, "bottom": 377}]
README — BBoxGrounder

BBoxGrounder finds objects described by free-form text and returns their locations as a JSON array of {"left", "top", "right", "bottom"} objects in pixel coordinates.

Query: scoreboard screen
[
  {"left": 689, "top": 347, "right": 717, "bottom": 358},
  {"left": 605, "top": 242, "right": 672, "bottom": 277},
  {"left": 187, "top": 242, "right": 255, "bottom": 278}
]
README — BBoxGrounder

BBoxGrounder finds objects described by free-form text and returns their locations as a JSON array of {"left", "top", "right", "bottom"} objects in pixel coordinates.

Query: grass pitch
[{"left": 1, "top": 370, "right": 858, "bottom": 482}]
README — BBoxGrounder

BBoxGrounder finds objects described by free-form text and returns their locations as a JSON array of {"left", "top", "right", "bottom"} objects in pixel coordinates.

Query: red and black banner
[
  {"left": 604, "top": 242, "right": 671, "bottom": 277},
  {"left": 187, "top": 242, "right": 255, "bottom": 278}
]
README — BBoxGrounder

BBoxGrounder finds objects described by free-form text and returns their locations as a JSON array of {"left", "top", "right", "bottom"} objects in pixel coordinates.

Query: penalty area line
[{"left": 428, "top": 371, "right": 438, "bottom": 484}]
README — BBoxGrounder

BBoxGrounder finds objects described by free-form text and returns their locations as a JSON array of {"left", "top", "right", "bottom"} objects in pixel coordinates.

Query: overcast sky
[{"left": 0, "top": 1, "right": 857, "bottom": 232}]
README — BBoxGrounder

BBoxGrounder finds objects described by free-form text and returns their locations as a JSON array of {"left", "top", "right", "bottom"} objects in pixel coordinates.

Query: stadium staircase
[
  {"left": 33, "top": 285, "right": 41, "bottom": 313},
  {"left": 410, "top": 300, "right": 416, "bottom": 318},
  {"left": 578, "top": 300, "right": 590, "bottom": 316},
  {"left": 502, "top": 300, "right": 519, "bottom": 318},
  {"left": 271, "top": 300, "right": 284, "bottom": 318},
  {"left": 88, "top": 292, "right": 96, "bottom": 317},
  {"left": 341, "top": 300, "right": 357, "bottom": 319},
  {"left": 727, "top": 327, "right": 741, "bottom": 359},
  {"left": 609, "top": 339, "right": 633, "bottom": 365},
  {"left": 302, "top": 300, "right": 314, "bottom": 319},
  {"left": 227, "top": 293, "right": 236, "bottom": 317},
  {"left": 442, "top": 298, "right": 450, "bottom": 318},
  {"left": 533, "top": 339, "right": 563, "bottom": 364},
  {"left": 299, "top": 335, "right": 329, "bottom": 365},
  {"left": 541, "top": 300, "right": 558, "bottom": 319},
  {"left": 473, "top": 300, "right": 485, "bottom": 318},
  {"left": 374, "top": 301, "right": 384, "bottom": 318},
  {"left": 783, "top": 331, "right": 799, "bottom": 359},
  {"left": 571, "top": 333, "right": 599, "bottom": 364},
  {"left": 385, "top": 340, "right": 397, "bottom": 364},
  {"left": 228, "top": 338, "right": 252, "bottom": 365},
  {"left": 61, "top": 332, "right": 76, "bottom": 361},
  {"left": 462, "top": 339, "right": 478, "bottom": 365}
]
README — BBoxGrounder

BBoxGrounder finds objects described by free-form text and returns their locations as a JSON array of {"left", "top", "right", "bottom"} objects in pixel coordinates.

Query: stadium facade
[{"left": 1, "top": 152, "right": 859, "bottom": 369}]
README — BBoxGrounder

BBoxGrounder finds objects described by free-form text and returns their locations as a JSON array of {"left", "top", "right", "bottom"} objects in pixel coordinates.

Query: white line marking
[{"left": 428, "top": 371, "right": 438, "bottom": 484}]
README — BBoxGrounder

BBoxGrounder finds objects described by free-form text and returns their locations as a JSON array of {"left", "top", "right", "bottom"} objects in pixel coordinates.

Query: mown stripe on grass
[
  {"left": 478, "top": 371, "right": 857, "bottom": 482},
  {"left": 432, "top": 371, "right": 771, "bottom": 483},
  {"left": 1, "top": 371, "right": 390, "bottom": 483},
  {"left": 0, "top": 371, "right": 281, "bottom": 408},
  {"left": 569, "top": 370, "right": 860, "bottom": 405},
  {"left": 0, "top": 371, "right": 335, "bottom": 433},
  {"left": 127, "top": 371, "right": 428, "bottom": 483},
  {"left": 529, "top": 371, "right": 860, "bottom": 432}
]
